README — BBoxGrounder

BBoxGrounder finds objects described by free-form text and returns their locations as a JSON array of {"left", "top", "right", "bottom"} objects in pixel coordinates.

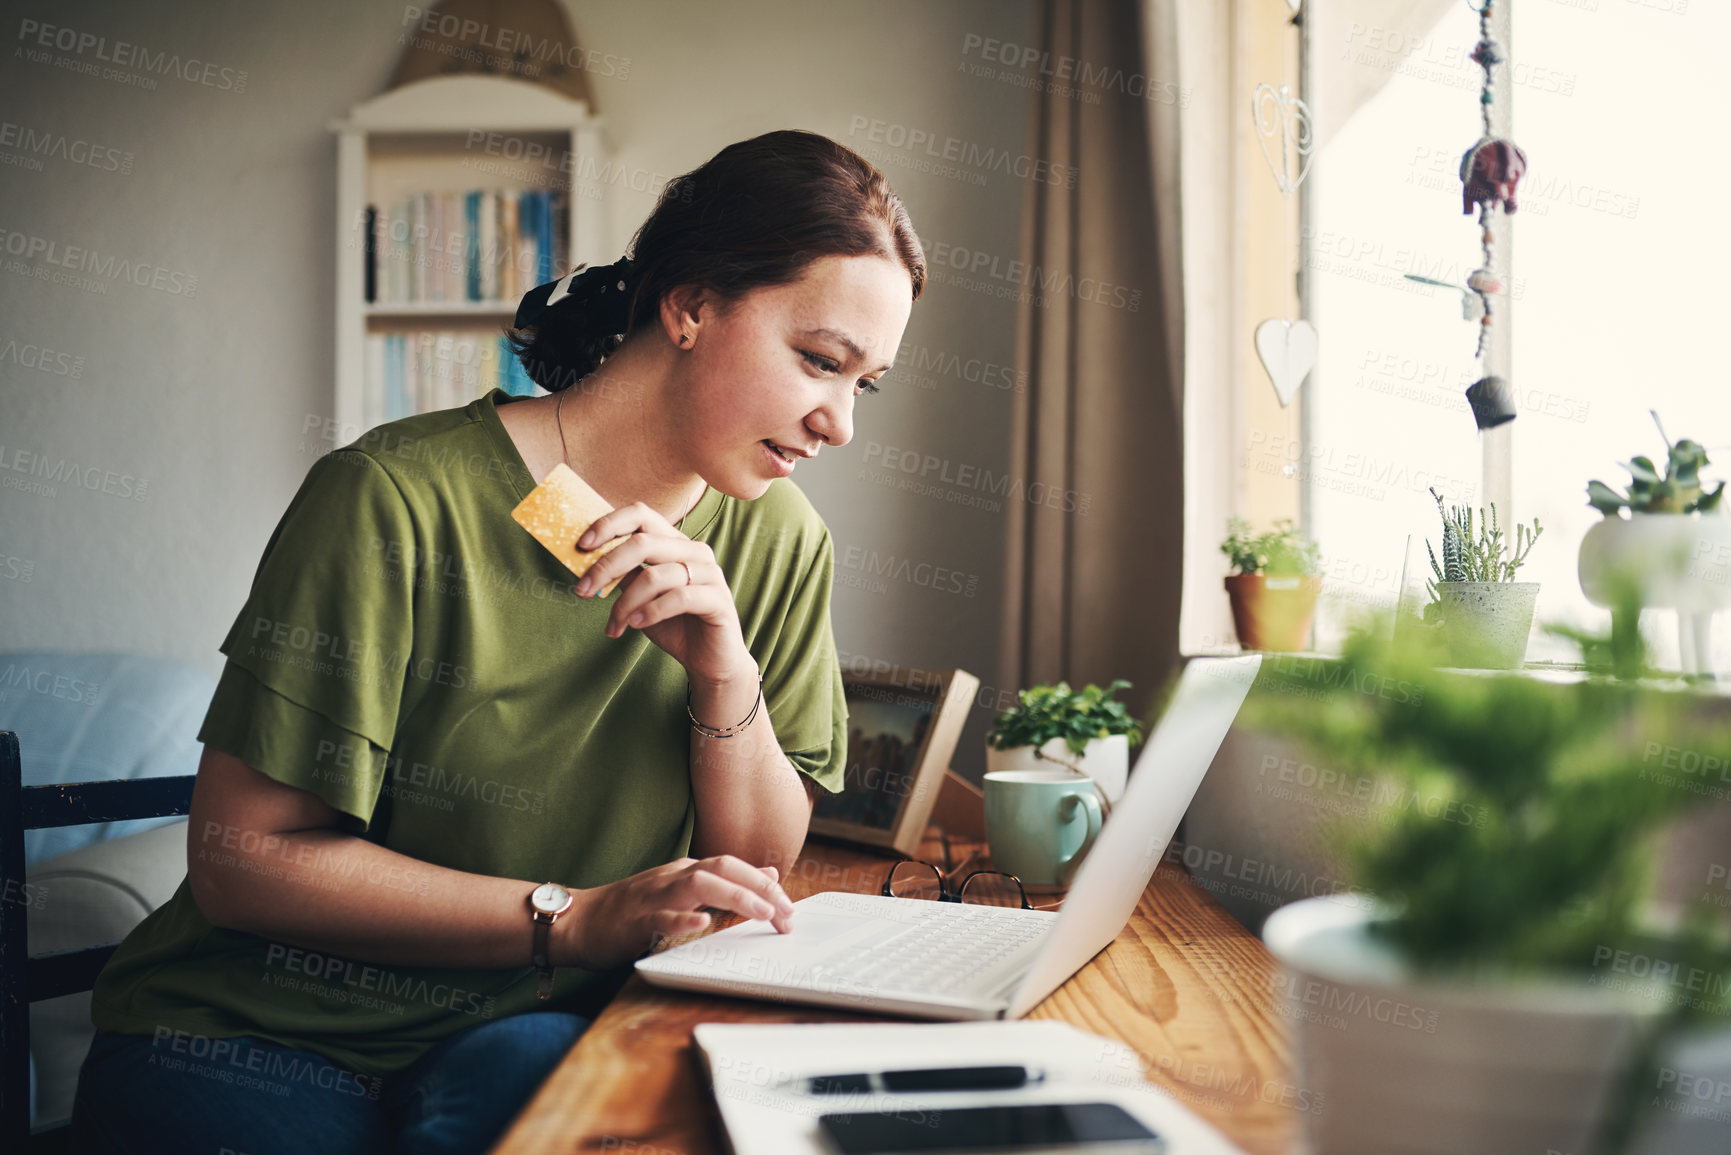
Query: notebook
[{"left": 694, "top": 1021, "right": 1250, "bottom": 1155}]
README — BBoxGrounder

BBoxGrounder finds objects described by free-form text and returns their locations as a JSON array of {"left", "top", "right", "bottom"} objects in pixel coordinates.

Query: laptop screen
[{"left": 1007, "top": 655, "right": 1261, "bottom": 1016}]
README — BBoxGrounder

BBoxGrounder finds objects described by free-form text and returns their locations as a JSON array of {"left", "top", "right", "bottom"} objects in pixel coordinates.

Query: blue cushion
[{"left": 0, "top": 651, "right": 213, "bottom": 865}]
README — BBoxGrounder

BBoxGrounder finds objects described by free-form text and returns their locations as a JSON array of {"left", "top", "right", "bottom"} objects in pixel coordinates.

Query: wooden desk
[{"left": 494, "top": 841, "right": 1296, "bottom": 1155}]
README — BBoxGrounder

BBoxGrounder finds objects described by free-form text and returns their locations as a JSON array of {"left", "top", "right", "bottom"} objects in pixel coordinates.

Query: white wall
[{"left": 0, "top": 0, "right": 1035, "bottom": 778}]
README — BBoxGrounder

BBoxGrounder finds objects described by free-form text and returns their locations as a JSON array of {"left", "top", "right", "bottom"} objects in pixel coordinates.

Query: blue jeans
[{"left": 69, "top": 1011, "right": 590, "bottom": 1155}]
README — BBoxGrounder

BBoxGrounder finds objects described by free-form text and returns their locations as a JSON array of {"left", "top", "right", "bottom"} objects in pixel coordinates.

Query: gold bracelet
[{"left": 687, "top": 673, "right": 764, "bottom": 739}]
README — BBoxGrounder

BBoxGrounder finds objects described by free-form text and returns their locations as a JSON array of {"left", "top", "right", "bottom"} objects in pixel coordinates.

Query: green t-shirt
[{"left": 90, "top": 388, "right": 849, "bottom": 1078}]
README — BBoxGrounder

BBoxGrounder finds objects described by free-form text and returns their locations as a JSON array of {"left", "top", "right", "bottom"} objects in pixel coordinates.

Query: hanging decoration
[
  {"left": 1459, "top": 0, "right": 1526, "bottom": 431},
  {"left": 1255, "top": 319, "right": 1318, "bottom": 408},
  {"left": 387, "top": 0, "right": 595, "bottom": 108},
  {"left": 1253, "top": 82, "right": 1314, "bottom": 202},
  {"left": 1250, "top": 79, "right": 1316, "bottom": 440}
]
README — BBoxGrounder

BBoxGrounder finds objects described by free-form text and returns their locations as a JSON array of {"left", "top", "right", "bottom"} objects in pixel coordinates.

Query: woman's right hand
[{"left": 559, "top": 855, "right": 796, "bottom": 971}]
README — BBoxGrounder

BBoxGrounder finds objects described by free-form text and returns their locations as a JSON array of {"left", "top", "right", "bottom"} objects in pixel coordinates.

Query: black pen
[{"left": 799, "top": 1065, "right": 1046, "bottom": 1094}]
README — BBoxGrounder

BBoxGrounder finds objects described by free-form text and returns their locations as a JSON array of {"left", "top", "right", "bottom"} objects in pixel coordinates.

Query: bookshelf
[{"left": 327, "top": 75, "right": 608, "bottom": 438}]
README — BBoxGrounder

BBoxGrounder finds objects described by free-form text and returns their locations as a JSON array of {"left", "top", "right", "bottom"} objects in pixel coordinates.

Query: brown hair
[{"left": 507, "top": 129, "right": 924, "bottom": 391}]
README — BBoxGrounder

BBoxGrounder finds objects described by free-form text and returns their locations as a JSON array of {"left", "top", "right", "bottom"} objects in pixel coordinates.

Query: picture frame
[{"left": 809, "top": 667, "right": 981, "bottom": 858}]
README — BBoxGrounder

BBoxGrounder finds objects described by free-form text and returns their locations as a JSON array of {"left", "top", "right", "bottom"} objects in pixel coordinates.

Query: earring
[{"left": 678, "top": 332, "right": 692, "bottom": 347}]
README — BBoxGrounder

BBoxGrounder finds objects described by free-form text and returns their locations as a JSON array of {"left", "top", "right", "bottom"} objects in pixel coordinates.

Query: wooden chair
[{"left": 1, "top": 730, "right": 195, "bottom": 1152}]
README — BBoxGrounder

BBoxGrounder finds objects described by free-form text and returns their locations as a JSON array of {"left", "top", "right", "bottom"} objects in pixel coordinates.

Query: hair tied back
[
  {"left": 506, "top": 129, "right": 924, "bottom": 394},
  {"left": 512, "top": 257, "right": 635, "bottom": 332}
]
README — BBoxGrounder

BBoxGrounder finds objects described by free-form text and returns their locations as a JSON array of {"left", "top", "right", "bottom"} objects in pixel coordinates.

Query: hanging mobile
[
  {"left": 1459, "top": 0, "right": 1526, "bottom": 430},
  {"left": 1251, "top": 78, "right": 1316, "bottom": 477}
]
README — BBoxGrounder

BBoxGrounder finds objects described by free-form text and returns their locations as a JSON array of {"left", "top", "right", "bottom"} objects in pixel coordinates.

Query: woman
[{"left": 70, "top": 129, "right": 923, "bottom": 1155}]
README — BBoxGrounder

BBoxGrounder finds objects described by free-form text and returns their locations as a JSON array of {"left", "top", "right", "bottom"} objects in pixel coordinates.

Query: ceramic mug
[{"left": 983, "top": 769, "right": 1104, "bottom": 891}]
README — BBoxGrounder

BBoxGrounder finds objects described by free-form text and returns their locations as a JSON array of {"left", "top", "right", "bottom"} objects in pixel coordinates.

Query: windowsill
[{"left": 1179, "top": 649, "right": 1731, "bottom": 696}]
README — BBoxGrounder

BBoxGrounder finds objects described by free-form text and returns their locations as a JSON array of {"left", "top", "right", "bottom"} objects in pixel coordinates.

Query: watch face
[{"left": 530, "top": 882, "right": 572, "bottom": 915}]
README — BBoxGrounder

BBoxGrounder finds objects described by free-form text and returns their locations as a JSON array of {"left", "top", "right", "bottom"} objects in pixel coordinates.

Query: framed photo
[{"left": 809, "top": 667, "right": 980, "bottom": 858}]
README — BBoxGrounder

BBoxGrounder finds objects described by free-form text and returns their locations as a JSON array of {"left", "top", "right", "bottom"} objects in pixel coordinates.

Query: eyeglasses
[{"left": 882, "top": 859, "right": 1032, "bottom": 910}]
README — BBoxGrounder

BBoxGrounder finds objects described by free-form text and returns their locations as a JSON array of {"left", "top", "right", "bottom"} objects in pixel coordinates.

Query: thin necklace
[{"left": 555, "top": 388, "right": 708, "bottom": 532}]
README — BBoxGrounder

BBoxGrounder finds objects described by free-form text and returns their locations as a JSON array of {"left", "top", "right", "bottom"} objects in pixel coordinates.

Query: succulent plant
[
  {"left": 1587, "top": 410, "right": 1725, "bottom": 517},
  {"left": 1424, "top": 489, "right": 1541, "bottom": 620}
]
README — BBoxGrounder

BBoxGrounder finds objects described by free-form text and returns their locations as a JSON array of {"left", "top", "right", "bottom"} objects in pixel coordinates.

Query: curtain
[
  {"left": 997, "top": 0, "right": 1186, "bottom": 712},
  {"left": 1314, "top": 0, "right": 1460, "bottom": 152}
]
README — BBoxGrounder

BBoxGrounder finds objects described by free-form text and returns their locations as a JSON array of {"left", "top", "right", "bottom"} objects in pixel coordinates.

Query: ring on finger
[{"left": 679, "top": 560, "right": 693, "bottom": 586}]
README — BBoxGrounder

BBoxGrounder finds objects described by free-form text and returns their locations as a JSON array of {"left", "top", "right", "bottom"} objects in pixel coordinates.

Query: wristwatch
[{"left": 528, "top": 882, "right": 575, "bottom": 1000}]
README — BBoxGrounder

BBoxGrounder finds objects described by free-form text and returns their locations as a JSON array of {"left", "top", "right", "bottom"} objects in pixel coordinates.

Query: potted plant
[
  {"left": 1251, "top": 627, "right": 1731, "bottom": 1155},
  {"left": 1580, "top": 411, "right": 1730, "bottom": 678},
  {"left": 1221, "top": 518, "right": 1322, "bottom": 652},
  {"left": 1424, "top": 488, "right": 1542, "bottom": 669},
  {"left": 984, "top": 680, "right": 1145, "bottom": 803}
]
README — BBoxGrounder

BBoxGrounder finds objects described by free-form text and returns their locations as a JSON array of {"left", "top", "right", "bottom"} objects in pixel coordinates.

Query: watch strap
[
  {"left": 529, "top": 884, "right": 571, "bottom": 1001},
  {"left": 532, "top": 912, "right": 555, "bottom": 999}
]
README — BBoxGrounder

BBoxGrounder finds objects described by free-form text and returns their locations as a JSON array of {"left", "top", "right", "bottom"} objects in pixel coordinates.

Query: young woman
[{"left": 71, "top": 129, "right": 923, "bottom": 1155}]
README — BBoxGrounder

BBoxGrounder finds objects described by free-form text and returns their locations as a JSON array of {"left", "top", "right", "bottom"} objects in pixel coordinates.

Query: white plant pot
[
  {"left": 1578, "top": 513, "right": 1731, "bottom": 677},
  {"left": 984, "top": 733, "right": 1129, "bottom": 803},
  {"left": 1263, "top": 897, "right": 1671, "bottom": 1155},
  {"left": 1436, "top": 581, "right": 1538, "bottom": 669},
  {"left": 1624, "top": 1025, "right": 1731, "bottom": 1155}
]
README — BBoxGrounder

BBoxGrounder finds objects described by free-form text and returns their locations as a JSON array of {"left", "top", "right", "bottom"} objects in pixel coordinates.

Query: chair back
[{"left": 1, "top": 730, "right": 195, "bottom": 1150}]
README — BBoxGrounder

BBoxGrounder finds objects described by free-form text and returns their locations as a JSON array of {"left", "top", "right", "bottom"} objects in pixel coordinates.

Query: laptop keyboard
[{"left": 805, "top": 905, "right": 1053, "bottom": 997}]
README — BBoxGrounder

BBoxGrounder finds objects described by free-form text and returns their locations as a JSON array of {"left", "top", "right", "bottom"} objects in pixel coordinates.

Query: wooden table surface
[{"left": 493, "top": 838, "right": 1296, "bottom": 1155}]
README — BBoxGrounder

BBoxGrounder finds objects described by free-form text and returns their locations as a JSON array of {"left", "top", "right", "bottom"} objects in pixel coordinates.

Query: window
[
  {"left": 1507, "top": 0, "right": 1729, "bottom": 668},
  {"left": 1289, "top": 1, "right": 1727, "bottom": 669},
  {"left": 1307, "top": 1, "right": 1489, "bottom": 651}
]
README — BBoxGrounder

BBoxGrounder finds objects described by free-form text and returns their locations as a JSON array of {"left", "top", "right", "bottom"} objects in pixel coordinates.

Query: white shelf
[
  {"left": 330, "top": 74, "right": 608, "bottom": 440},
  {"left": 326, "top": 74, "right": 603, "bottom": 133},
  {"left": 365, "top": 302, "right": 518, "bottom": 318}
]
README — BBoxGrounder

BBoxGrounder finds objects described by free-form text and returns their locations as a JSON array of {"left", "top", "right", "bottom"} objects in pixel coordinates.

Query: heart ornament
[
  {"left": 1252, "top": 83, "right": 1314, "bottom": 199},
  {"left": 1255, "top": 319, "right": 1318, "bottom": 407}
]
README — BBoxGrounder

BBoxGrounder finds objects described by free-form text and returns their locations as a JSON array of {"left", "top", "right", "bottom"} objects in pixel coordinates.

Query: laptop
[{"left": 635, "top": 654, "right": 1261, "bottom": 1020}]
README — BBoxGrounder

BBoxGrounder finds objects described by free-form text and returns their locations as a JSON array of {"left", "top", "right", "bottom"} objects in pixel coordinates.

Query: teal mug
[{"left": 983, "top": 769, "right": 1104, "bottom": 891}]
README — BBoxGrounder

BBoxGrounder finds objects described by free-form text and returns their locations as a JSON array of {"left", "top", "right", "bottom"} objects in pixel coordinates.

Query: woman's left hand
[{"left": 573, "top": 502, "right": 752, "bottom": 683}]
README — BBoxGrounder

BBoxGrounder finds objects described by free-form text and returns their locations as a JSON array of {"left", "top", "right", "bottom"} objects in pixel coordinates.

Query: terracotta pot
[{"left": 1225, "top": 574, "right": 1321, "bottom": 652}]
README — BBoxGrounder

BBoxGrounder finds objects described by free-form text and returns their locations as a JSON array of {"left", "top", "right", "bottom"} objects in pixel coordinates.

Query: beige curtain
[
  {"left": 998, "top": 0, "right": 1186, "bottom": 712},
  {"left": 1315, "top": 0, "right": 1460, "bottom": 152}
]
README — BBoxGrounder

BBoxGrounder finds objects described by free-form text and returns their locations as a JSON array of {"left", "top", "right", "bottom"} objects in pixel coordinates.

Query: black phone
[{"left": 816, "top": 1101, "right": 1164, "bottom": 1154}]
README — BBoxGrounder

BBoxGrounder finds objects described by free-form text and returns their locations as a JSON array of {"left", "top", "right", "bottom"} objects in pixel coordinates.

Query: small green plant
[
  {"left": 1220, "top": 518, "right": 1320, "bottom": 578},
  {"left": 1587, "top": 410, "right": 1724, "bottom": 517},
  {"left": 1249, "top": 621, "right": 1731, "bottom": 1150},
  {"left": 1248, "top": 623, "right": 1730, "bottom": 980},
  {"left": 986, "top": 680, "right": 1145, "bottom": 754},
  {"left": 1423, "top": 489, "right": 1541, "bottom": 621}
]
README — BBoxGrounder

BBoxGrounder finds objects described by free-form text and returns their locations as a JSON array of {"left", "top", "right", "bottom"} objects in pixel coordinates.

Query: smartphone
[{"left": 817, "top": 1101, "right": 1164, "bottom": 1154}]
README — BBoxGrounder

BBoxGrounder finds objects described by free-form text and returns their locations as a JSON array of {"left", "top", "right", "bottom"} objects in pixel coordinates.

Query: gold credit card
[{"left": 511, "top": 462, "right": 626, "bottom": 596}]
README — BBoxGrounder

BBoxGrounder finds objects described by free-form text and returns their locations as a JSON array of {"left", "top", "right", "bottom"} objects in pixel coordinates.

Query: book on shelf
[
  {"left": 362, "top": 330, "right": 542, "bottom": 428},
  {"left": 463, "top": 191, "right": 480, "bottom": 302},
  {"left": 362, "top": 206, "right": 377, "bottom": 304},
  {"left": 412, "top": 194, "right": 427, "bottom": 303},
  {"left": 366, "top": 188, "right": 567, "bottom": 309},
  {"left": 500, "top": 193, "right": 519, "bottom": 302},
  {"left": 479, "top": 190, "right": 497, "bottom": 301}
]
